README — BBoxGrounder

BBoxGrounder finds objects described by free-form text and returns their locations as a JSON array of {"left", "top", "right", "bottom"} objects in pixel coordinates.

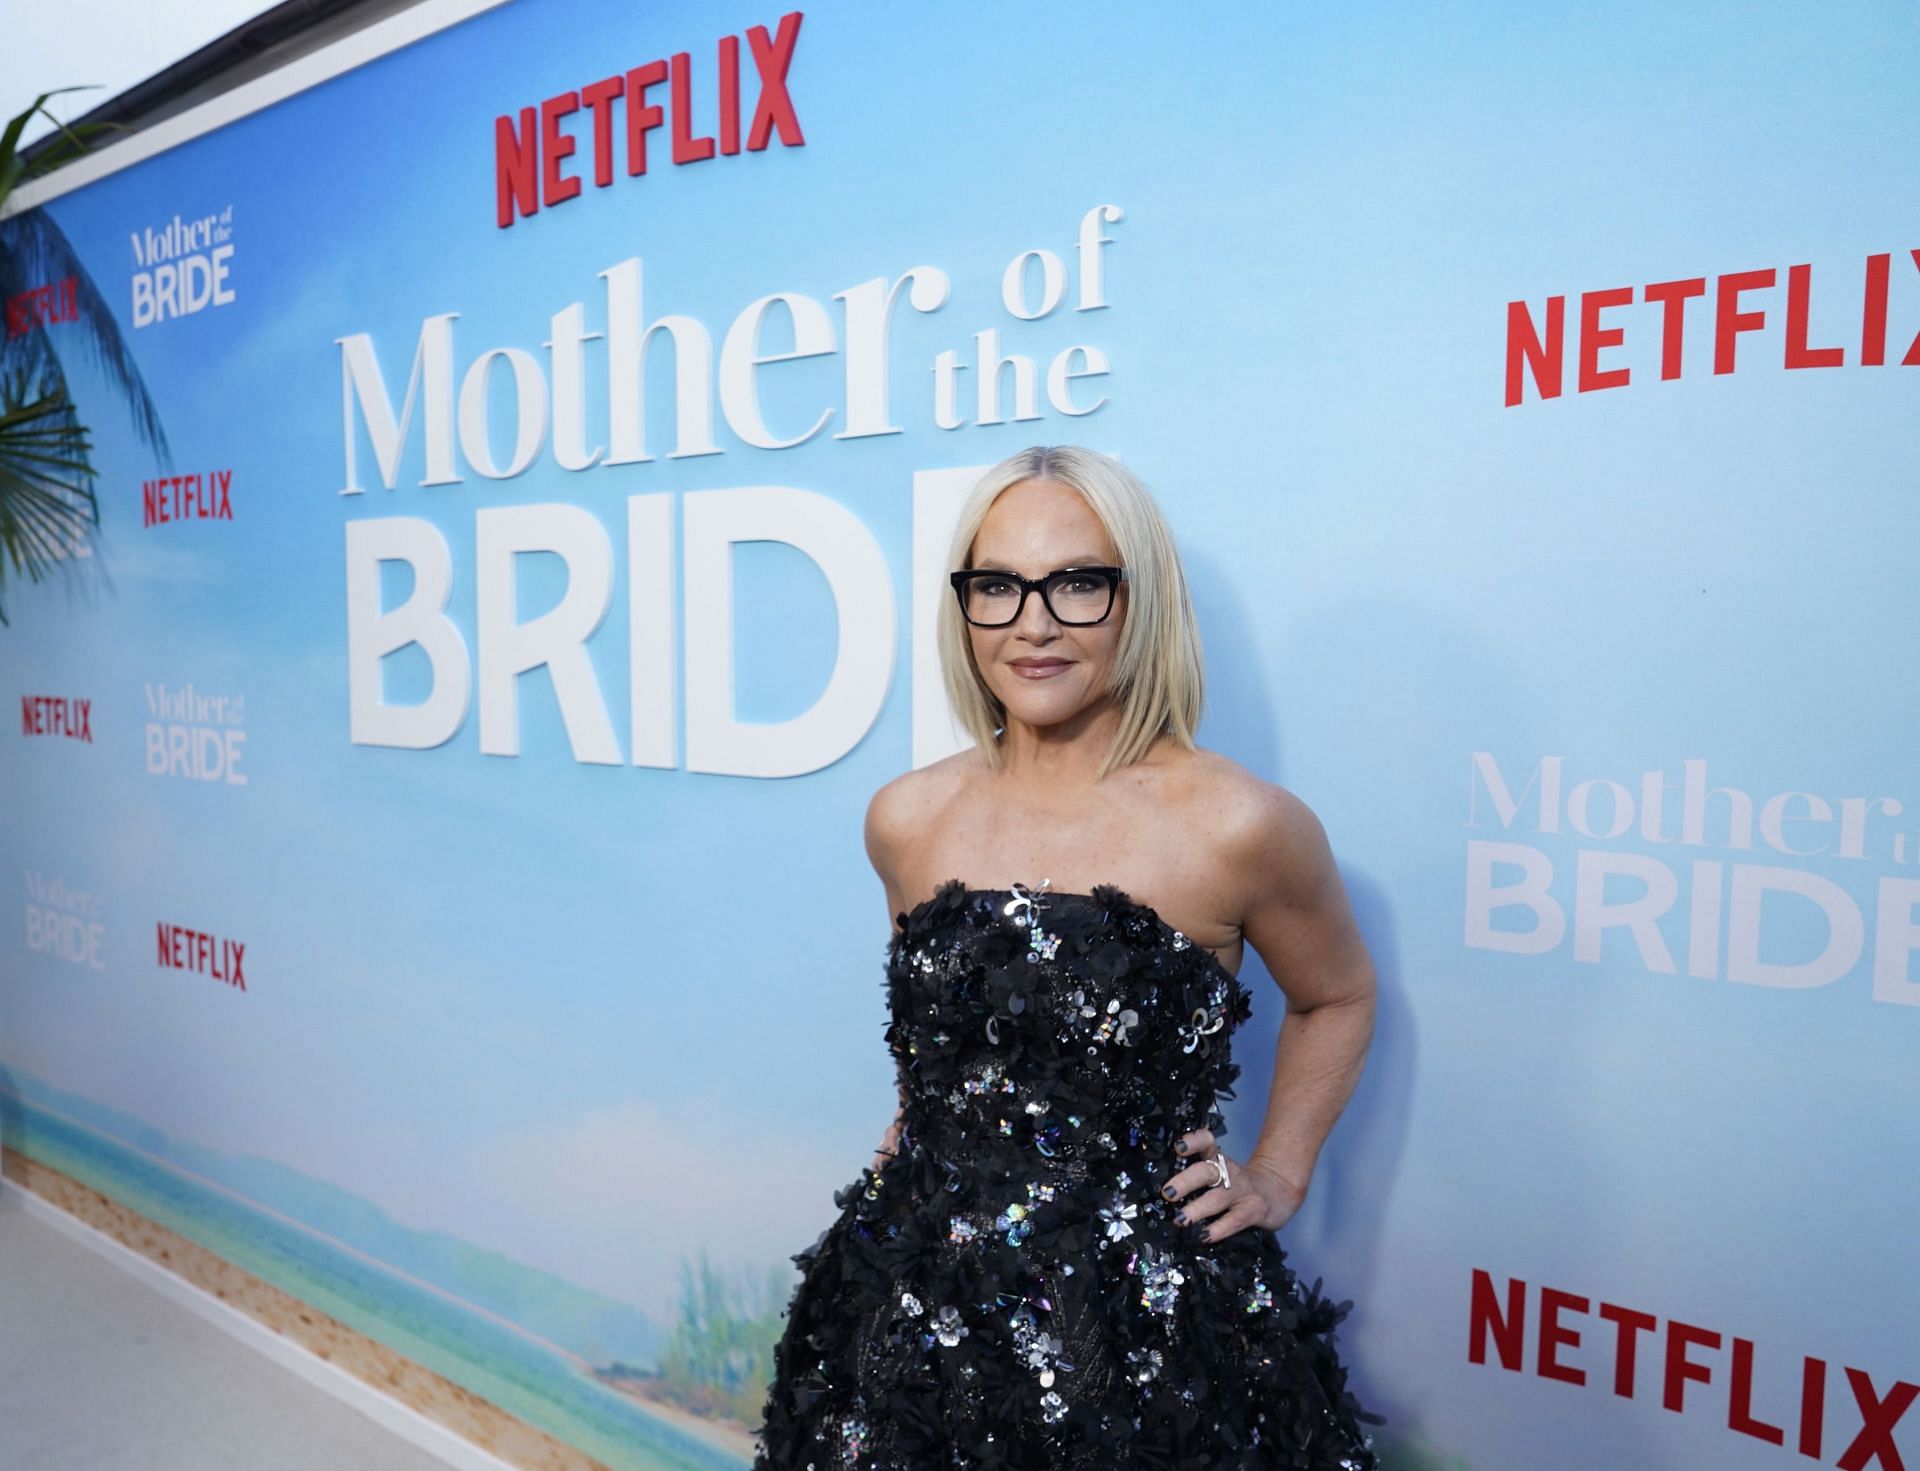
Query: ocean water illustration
[{"left": 0, "top": 1066, "right": 776, "bottom": 1470}]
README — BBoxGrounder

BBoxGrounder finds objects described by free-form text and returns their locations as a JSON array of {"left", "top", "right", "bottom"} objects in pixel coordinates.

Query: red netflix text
[
  {"left": 1470, "top": 1269, "right": 1915, "bottom": 1468},
  {"left": 5, "top": 275, "right": 78, "bottom": 337},
  {"left": 142, "top": 470, "right": 234, "bottom": 527},
  {"left": 1505, "top": 250, "right": 1920, "bottom": 405},
  {"left": 156, "top": 923, "right": 246, "bottom": 990},
  {"left": 494, "top": 10, "right": 805, "bottom": 229},
  {"left": 20, "top": 696, "right": 92, "bottom": 742}
]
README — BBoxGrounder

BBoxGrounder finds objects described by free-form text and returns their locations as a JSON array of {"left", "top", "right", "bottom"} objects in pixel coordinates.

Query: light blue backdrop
[{"left": 3, "top": 3, "right": 1916, "bottom": 1468}]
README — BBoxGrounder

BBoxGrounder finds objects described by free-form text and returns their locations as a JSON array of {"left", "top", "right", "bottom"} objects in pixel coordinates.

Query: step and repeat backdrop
[{"left": 2, "top": 2, "right": 1915, "bottom": 1468}]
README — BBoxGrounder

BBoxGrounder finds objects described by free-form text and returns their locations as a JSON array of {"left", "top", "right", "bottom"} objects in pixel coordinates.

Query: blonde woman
[{"left": 753, "top": 445, "right": 1382, "bottom": 1468}]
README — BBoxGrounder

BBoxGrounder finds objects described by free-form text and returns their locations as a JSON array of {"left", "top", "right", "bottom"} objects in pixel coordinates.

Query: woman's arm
[
  {"left": 1230, "top": 783, "right": 1378, "bottom": 1214},
  {"left": 867, "top": 776, "right": 915, "bottom": 1171}
]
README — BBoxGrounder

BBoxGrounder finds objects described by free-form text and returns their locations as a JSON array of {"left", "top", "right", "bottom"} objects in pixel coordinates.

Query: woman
[{"left": 752, "top": 445, "right": 1383, "bottom": 1469}]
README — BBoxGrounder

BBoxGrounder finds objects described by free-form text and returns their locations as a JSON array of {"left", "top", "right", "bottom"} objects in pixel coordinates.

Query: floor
[{"left": 0, "top": 1188, "right": 460, "bottom": 1471}]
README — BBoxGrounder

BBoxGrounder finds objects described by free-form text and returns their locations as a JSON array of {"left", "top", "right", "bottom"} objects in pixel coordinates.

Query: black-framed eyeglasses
[{"left": 948, "top": 565, "right": 1128, "bottom": 627}]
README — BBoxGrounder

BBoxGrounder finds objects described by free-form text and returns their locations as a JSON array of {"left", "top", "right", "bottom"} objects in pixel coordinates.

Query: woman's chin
[{"left": 999, "top": 695, "right": 1087, "bottom": 727}]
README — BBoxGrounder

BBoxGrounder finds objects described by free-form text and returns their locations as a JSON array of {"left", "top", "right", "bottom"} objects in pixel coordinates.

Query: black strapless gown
[{"left": 751, "top": 878, "right": 1384, "bottom": 1470}]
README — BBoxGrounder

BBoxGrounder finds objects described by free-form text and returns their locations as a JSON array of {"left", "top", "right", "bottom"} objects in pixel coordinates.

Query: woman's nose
[{"left": 1016, "top": 587, "right": 1060, "bottom": 635}]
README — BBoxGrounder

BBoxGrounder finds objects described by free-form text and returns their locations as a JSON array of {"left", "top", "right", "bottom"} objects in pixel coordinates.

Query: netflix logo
[
  {"left": 494, "top": 10, "right": 804, "bottom": 229},
  {"left": 143, "top": 469, "right": 234, "bottom": 527},
  {"left": 5, "top": 274, "right": 78, "bottom": 337},
  {"left": 20, "top": 696, "right": 92, "bottom": 742},
  {"left": 1504, "top": 248, "right": 1920, "bottom": 405},
  {"left": 156, "top": 922, "right": 246, "bottom": 991},
  {"left": 1471, "top": 1270, "right": 1915, "bottom": 1468}
]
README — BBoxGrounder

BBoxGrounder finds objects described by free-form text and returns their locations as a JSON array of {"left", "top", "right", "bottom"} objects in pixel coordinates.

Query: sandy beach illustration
[{"left": 1, "top": 1075, "right": 764, "bottom": 1467}]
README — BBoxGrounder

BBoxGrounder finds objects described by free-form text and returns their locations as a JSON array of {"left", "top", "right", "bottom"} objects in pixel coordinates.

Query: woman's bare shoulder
[
  {"left": 864, "top": 751, "right": 983, "bottom": 898},
  {"left": 868, "top": 749, "right": 978, "bottom": 826},
  {"left": 1170, "top": 748, "right": 1330, "bottom": 890}
]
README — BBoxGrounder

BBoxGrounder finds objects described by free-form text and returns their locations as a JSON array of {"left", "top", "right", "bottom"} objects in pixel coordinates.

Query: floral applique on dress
[{"left": 751, "top": 878, "right": 1383, "bottom": 1470}]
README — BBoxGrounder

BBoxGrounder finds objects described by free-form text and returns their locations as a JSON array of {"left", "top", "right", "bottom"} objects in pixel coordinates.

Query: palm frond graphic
[
  {"left": 0, "top": 363, "right": 99, "bottom": 626},
  {"left": 0, "top": 86, "right": 174, "bottom": 626}
]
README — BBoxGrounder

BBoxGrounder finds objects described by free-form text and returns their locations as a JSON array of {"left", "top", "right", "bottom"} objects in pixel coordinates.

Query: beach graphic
[{"left": 0, "top": 1067, "right": 782, "bottom": 1470}]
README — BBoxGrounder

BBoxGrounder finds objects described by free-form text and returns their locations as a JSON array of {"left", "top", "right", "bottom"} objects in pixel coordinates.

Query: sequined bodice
[
  {"left": 884, "top": 878, "right": 1253, "bottom": 1201},
  {"left": 751, "top": 875, "right": 1383, "bottom": 1470}
]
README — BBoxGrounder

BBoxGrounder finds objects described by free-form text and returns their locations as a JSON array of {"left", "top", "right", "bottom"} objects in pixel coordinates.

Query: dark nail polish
[
  {"left": 1162, "top": 1184, "right": 1175, "bottom": 1199},
  {"left": 1174, "top": 1211, "right": 1188, "bottom": 1224},
  {"left": 1175, "top": 1140, "right": 1188, "bottom": 1154}
]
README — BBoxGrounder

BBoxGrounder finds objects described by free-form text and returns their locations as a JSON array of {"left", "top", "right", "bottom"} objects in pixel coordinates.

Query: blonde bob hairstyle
[{"left": 938, "top": 445, "right": 1206, "bottom": 781}]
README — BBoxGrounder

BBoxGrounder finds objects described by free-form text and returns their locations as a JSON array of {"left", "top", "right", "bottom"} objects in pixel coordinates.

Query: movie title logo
[
  {"left": 144, "top": 681, "right": 247, "bottom": 784},
  {"left": 131, "top": 205, "right": 235, "bottom": 327},
  {"left": 337, "top": 202, "right": 1119, "bottom": 491},
  {"left": 1505, "top": 248, "right": 1920, "bottom": 405},
  {"left": 20, "top": 695, "right": 92, "bottom": 742},
  {"left": 25, "top": 873, "right": 105, "bottom": 971},
  {"left": 5, "top": 274, "right": 78, "bottom": 337},
  {"left": 156, "top": 922, "right": 246, "bottom": 990},
  {"left": 495, "top": 10, "right": 804, "bottom": 229},
  {"left": 334, "top": 202, "right": 1121, "bottom": 766},
  {"left": 143, "top": 469, "right": 234, "bottom": 527},
  {"left": 1465, "top": 753, "right": 1918, "bottom": 1007},
  {"left": 1471, "top": 1270, "right": 1914, "bottom": 1468}
]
